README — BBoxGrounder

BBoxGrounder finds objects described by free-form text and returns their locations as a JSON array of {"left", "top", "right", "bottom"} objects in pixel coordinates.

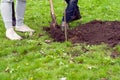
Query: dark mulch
[{"left": 43, "top": 20, "right": 120, "bottom": 46}]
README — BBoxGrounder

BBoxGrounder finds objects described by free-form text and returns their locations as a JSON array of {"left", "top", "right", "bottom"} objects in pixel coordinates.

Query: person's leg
[
  {"left": 1, "top": 0, "right": 13, "bottom": 29},
  {"left": 1, "top": 0, "right": 22, "bottom": 40},
  {"left": 15, "top": 0, "right": 35, "bottom": 32},
  {"left": 61, "top": 0, "right": 81, "bottom": 31},
  {"left": 69, "top": 0, "right": 81, "bottom": 21},
  {"left": 16, "top": 0, "right": 26, "bottom": 26},
  {"left": 63, "top": 0, "right": 81, "bottom": 23}
]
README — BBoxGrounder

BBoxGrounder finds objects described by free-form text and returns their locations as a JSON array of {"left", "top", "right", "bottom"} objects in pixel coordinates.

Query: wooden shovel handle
[{"left": 49, "top": 0, "right": 57, "bottom": 25}]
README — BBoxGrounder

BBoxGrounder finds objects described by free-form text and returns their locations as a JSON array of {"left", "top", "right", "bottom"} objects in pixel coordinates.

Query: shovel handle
[
  {"left": 49, "top": 0, "right": 57, "bottom": 25},
  {"left": 49, "top": 0, "right": 55, "bottom": 15}
]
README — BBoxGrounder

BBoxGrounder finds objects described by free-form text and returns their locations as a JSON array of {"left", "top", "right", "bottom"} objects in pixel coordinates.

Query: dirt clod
[{"left": 44, "top": 20, "right": 120, "bottom": 46}]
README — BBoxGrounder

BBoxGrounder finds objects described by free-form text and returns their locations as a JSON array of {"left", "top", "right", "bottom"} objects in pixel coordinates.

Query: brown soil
[{"left": 44, "top": 20, "right": 120, "bottom": 46}]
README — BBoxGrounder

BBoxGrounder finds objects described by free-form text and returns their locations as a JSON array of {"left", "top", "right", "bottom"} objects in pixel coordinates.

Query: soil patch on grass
[{"left": 44, "top": 20, "right": 120, "bottom": 46}]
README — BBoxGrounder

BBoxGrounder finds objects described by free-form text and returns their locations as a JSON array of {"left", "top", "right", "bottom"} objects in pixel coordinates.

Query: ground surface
[
  {"left": 0, "top": 0, "right": 120, "bottom": 80},
  {"left": 44, "top": 20, "right": 120, "bottom": 46}
]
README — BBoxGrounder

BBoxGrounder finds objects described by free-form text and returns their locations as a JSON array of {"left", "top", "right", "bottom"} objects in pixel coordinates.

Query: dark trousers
[{"left": 62, "top": 0, "right": 81, "bottom": 23}]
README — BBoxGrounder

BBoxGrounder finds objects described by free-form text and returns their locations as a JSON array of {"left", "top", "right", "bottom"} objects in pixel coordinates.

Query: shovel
[{"left": 49, "top": 0, "right": 57, "bottom": 27}]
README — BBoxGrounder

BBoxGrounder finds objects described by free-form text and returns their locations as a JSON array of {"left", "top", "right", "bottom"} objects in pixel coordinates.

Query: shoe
[
  {"left": 15, "top": 25, "right": 35, "bottom": 32},
  {"left": 6, "top": 28, "right": 22, "bottom": 40},
  {"left": 61, "top": 21, "right": 69, "bottom": 31}
]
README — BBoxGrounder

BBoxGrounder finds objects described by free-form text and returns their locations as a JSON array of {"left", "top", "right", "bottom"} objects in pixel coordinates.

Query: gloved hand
[{"left": 61, "top": 21, "right": 69, "bottom": 31}]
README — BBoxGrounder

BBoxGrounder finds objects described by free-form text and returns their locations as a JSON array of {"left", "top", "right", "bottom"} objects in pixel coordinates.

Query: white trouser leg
[
  {"left": 16, "top": 0, "right": 26, "bottom": 26},
  {"left": 1, "top": 0, "right": 13, "bottom": 29}
]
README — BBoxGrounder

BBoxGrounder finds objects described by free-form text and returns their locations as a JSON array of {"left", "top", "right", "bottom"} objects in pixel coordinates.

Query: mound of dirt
[{"left": 43, "top": 20, "right": 120, "bottom": 46}]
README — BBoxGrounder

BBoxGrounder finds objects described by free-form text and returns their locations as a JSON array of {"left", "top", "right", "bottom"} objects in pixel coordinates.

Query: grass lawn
[{"left": 0, "top": 0, "right": 120, "bottom": 80}]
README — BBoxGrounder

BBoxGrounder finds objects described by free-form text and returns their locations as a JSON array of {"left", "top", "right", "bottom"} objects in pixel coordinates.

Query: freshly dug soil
[{"left": 44, "top": 20, "right": 120, "bottom": 46}]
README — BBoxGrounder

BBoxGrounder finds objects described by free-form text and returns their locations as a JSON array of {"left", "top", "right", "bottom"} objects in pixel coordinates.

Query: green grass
[{"left": 0, "top": 0, "right": 120, "bottom": 80}]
